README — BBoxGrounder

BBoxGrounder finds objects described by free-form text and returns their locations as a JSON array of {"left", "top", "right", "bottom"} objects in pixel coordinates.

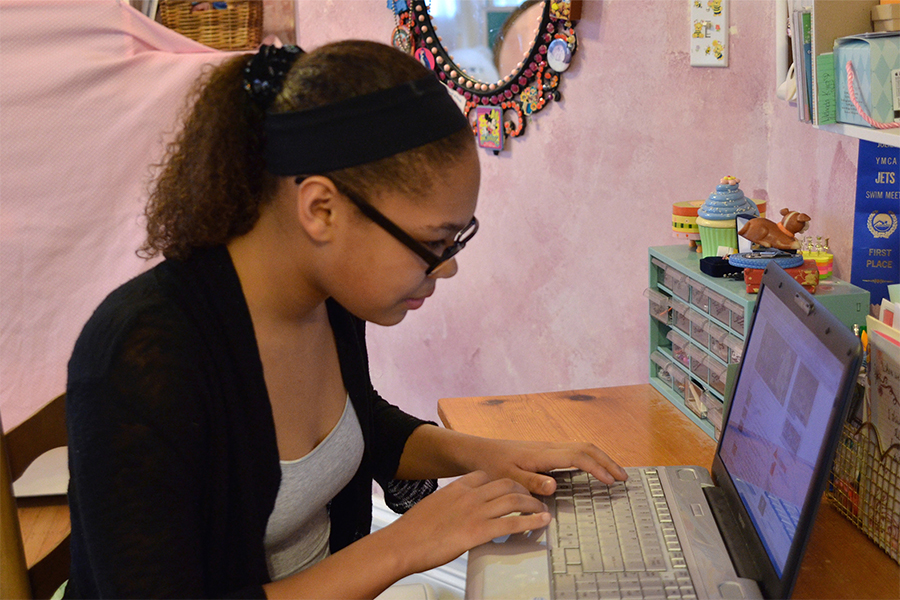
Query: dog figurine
[{"left": 738, "top": 208, "right": 811, "bottom": 250}]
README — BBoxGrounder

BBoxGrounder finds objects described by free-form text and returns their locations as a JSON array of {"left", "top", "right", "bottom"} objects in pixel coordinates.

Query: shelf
[{"left": 815, "top": 123, "right": 900, "bottom": 147}]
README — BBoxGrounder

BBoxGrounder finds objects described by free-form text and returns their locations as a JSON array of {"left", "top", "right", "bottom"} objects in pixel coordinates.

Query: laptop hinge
[{"left": 703, "top": 486, "right": 764, "bottom": 582}]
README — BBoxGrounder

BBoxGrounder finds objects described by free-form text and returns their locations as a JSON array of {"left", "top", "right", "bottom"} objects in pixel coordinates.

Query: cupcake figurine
[{"left": 696, "top": 176, "right": 759, "bottom": 258}]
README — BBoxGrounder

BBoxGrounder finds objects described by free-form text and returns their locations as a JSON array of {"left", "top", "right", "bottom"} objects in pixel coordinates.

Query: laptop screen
[{"left": 716, "top": 278, "right": 847, "bottom": 577}]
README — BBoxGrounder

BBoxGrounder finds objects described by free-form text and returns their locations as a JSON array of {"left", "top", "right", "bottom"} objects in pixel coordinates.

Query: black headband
[{"left": 264, "top": 75, "right": 470, "bottom": 175}]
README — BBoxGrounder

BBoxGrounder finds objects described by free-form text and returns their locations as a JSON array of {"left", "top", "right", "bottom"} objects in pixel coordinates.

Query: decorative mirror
[{"left": 389, "top": 0, "right": 582, "bottom": 152}]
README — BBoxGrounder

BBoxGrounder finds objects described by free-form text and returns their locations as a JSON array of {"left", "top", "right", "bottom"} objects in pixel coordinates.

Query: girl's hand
[
  {"left": 465, "top": 438, "right": 628, "bottom": 496},
  {"left": 398, "top": 426, "right": 628, "bottom": 496},
  {"left": 386, "top": 471, "right": 550, "bottom": 575},
  {"left": 265, "top": 470, "right": 547, "bottom": 599}
]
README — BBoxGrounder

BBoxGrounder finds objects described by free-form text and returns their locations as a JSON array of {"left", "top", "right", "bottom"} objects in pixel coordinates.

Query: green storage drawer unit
[{"left": 647, "top": 245, "right": 869, "bottom": 440}]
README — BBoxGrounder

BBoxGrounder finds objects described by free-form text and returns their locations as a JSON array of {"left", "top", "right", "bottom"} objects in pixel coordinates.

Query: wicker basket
[
  {"left": 159, "top": 1, "right": 263, "bottom": 51},
  {"left": 828, "top": 421, "right": 899, "bottom": 563}
]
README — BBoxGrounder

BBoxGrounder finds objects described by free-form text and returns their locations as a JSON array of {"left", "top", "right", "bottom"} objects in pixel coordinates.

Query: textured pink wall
[
  {"left": 294, "top": 0, "right": 862, "bottom": 423},
  {"left": 0, "top": 1, "right": 862, "bottom": 429}
]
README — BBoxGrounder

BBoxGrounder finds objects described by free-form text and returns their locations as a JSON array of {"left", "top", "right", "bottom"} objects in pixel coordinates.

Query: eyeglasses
[{"left": 295, "top": 177, "right": 478, "bottom": 276}]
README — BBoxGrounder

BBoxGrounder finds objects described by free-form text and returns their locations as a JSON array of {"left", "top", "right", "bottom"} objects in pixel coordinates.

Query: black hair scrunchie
[{"left": 242, "top": 44, "right": 304, "bottom": 110}]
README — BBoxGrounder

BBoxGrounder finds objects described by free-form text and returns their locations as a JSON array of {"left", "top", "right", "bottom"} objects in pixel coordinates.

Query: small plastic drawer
[
  {"left": 669, "top": 298, "right": 691, "bottom": 336},
  {"left": 668, "top": 271, "right": 691, "bottom": 302},
  {"left": 701, "top": 392, "right": 724, "bottom": 432},
  {"left": 707, "top": 361, "right": 727, "bottom": 395},
  {"left": 727, "top": 299, "right": 745, "bottom": 335},
  {"left": 690, "top": 281, "right": 709, "bottom": 312},
  {"left": 650, "top": 350, "right": 674, "bottom": 387},
  {"left": 666, "top": 330, "right": 690, "bottom": 368},
  {"left": 688, "top": 345, "right": 708, "bottom": 381},
  {"left": 707, "top": 289, "right": 730, "bottom": 326},
  {"left": 659, "top": 263, "right": 677, "bottom": 290},
  {"left": 687, "top": 310, "right": 709, "bottom": 346},
  {"left": 725, "top": 334, "right": 744, "bottom": 364},
  {"left": 705, "top": 320, "right": 730, "bottom": 362},
  {"left": 651, "top": 257, "right": 668, "bottom": 284},
  {"left": 644, "top": 288, "right": 670, "bottom": 324},
  {"left": 684, "top": 380, "right": 708, "bottom": 419},
  {"left": 671, "top": 368, "right": 688, "bottom": 397}
]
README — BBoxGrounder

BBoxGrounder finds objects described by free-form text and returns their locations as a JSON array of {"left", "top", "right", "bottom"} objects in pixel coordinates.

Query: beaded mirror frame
[{"left": 390, "top": 0, "right": 581, "bottom": 149}]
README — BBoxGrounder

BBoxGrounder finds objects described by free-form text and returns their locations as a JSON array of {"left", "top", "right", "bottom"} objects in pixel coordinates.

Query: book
[
  {"left": 802, "top": 10, "right": 814, "bottom": 121},
  {"left": 865, "top": 315, "right": 900, "bottom": 455},
  {"left": 815, "top": 52, "right": 837, "bottom": 125},
  {"left": 792, "top": 9, "right": 813, "bottom": 122}
]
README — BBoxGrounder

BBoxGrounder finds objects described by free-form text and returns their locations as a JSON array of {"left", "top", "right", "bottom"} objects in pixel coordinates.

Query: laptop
[{"left": 466, "top": 263, "right": 863, "bottom": 600}]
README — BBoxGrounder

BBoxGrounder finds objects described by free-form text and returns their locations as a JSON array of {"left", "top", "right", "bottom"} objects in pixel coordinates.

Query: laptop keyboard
[{"left": 548, "top": 468, "right": 698, "bottom": 599}]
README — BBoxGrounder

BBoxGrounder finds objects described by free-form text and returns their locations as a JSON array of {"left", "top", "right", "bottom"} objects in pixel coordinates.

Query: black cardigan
[{"left": 64, "top": 246, "right": 434, "bottom": 599}]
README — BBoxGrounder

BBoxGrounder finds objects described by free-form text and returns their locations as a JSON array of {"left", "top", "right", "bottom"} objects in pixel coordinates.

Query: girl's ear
[{"left": 295, "top": 176, "right": 340, "bottom": 243}]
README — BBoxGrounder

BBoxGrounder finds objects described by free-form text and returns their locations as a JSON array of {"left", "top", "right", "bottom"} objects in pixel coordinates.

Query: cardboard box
[
  {"left": 833, "top": 32, "right": 900, "bottom": 127},
  {"left": 744, "top": 260, "right": 820, "bottom": 294}
]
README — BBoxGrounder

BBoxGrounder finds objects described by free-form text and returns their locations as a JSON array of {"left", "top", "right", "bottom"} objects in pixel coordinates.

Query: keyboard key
[
  {"left": 555, "top": 574, "right": 576, "bottom": 591},
  {"left": 552, "top": 551, "right": 568, "bottom": 574},
  {"left": 624, "top": 559, "right": 646, "bottom": 571},
  {"left": 581, "top": 550, "right": 604, "bottom": 572}
]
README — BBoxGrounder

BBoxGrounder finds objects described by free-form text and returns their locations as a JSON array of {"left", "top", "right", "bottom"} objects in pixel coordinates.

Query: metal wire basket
[
  {"left": 828, "top": 421, "right": 900, "bottom": 563},
  {"left": 158, "top": 1, "right": 262, "bottom": 51}
]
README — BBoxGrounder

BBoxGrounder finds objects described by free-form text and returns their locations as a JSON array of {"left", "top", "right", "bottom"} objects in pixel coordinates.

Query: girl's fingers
[
  {"left": 470, "top": 474, "right": 532, "bottom": 501},
  {"left": 484, "top": 490, "right": 548, "bottom": 519},
  {"left": 505, "top": 468, "right": 556, "bottom": 496},
  {"left": 578, "top": 454, "right": 629, "bottom": 485},
  {"left": 549, "top": 445, "right": 628, "bottom": 485},
  {"left": 456, "top": 469, "right": 492, "bottom": 488},
  {"left": 484, "top": 511, "right": 552, "bottom": 541},
  {"left": 504, "top": 447, "right": 627, "bottom": 494},
  {"left": 456, "top": 473, "right": 550, "bottom": 524}
]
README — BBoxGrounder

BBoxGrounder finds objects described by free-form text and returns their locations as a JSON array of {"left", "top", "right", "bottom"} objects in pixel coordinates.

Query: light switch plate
[{"left": 690, "top": 0, "right": 729, "bottom": 67}]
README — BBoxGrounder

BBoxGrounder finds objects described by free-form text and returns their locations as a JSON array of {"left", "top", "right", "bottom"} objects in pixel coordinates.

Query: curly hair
[{"left": 141, "top": 40, "right": 474, "bottom": 260}]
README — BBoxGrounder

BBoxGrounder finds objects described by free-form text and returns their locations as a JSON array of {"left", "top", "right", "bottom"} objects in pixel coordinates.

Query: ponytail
[{"left": 140, "top": 55, "right": 277, "bottom": 260}]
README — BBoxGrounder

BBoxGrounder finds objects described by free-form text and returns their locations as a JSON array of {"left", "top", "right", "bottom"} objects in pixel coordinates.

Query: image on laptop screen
[{"left": 717, "top": 283, "right": 846, "bottom": 577}]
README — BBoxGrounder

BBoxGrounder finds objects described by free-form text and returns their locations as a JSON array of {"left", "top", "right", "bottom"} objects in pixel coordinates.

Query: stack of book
[{"left": 791, "top": 8, "right": 815, "bottom": 123}]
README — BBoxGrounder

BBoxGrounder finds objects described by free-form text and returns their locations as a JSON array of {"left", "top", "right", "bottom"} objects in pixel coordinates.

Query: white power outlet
[{"left": 690, "top": 0, "right": 729, "bottom": 67}]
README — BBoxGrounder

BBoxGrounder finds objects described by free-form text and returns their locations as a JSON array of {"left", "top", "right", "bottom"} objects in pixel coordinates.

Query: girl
[{"left": 64, "top": 40, "right": 625, "bottom": 599}]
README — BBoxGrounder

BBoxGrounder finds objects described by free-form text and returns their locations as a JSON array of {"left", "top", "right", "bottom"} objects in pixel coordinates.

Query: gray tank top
[{"left": 263, "top": 396, "right": 364, "bottom": 580}]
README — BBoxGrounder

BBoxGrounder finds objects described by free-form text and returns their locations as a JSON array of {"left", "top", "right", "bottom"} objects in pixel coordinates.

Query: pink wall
[
  {"left": 0, "top": 1, "right": 863, "bottom": 429},
  {"left": 293, "top": 0, "right": 861, "bottom": 423}
]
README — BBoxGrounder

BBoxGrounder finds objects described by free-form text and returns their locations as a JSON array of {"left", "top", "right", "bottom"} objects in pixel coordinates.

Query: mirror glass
[
  {"left": 392, "top": 0, "right": 579, "bottom": 149},
  {"left": 428, "top": 0, "right": 543, "bottom": 85}
]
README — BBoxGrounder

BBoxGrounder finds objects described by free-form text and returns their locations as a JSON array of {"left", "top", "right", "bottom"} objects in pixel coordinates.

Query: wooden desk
[
  {"left": 439, "top": 384, "right": 900, "bottom": 600},
  {"left": 17, "top": 495, "right": 69, "bottom": 569}
]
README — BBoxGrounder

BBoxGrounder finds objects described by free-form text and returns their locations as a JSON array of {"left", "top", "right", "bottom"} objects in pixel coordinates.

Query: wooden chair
[{"left": 1, "top": 394, "right": 69, "bottom": 599}]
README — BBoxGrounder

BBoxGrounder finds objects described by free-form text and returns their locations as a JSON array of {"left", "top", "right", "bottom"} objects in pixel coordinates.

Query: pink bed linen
[{"left": 1, "top": 1, "right": 243, "bottom": 429}]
